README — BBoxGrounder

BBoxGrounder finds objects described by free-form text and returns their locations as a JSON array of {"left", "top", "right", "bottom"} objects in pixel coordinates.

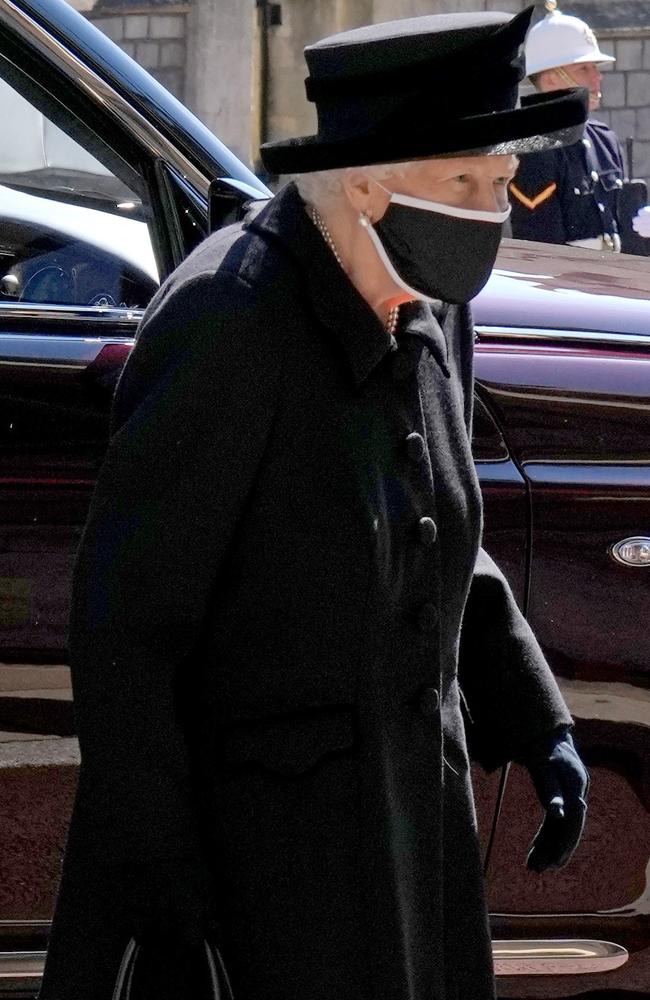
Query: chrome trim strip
[
  {"left": 492, "top": 938, "right": 628, "bottom": 976},
  {"left": 475, "top": 325, "right": 650, "bottom": 349},
  {"left": 475, "top": 459, "right": 525, "bottom": 485},
  {"left": 1, "top": 0, "right": 210, "bottom": 199},
  {"left": 110, "top": 939, "right": 227, "bottom": 999},
  {"left": 0, "top": 303, "right": 143, "bottom": 326},
  {"left": 0, "top": 333, "right": 134, "bottom": 366},
  {"left": 523, "top": 462, "right": 650, "bottom": 488},
  {"left": 0, "top": 939, "right": 630, "bottom": 985},
  {"left": 0, "top": 950, "right": 44, "bottom": 981},
  {"left": 111, "top": 938, "right": 137, "bottom": 1000}
]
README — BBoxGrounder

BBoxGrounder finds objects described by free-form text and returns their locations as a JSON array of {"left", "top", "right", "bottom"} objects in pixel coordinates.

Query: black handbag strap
[{"left": 112, "top": 937, "right": 234, "bottom": 1000}]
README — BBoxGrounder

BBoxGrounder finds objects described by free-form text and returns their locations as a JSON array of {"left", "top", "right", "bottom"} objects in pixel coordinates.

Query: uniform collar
[{"left": 247, "top": 182, "right": 398, "bottom": 386}]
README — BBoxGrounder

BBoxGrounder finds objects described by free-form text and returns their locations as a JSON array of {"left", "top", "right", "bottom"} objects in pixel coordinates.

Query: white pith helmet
[{"left": 525, "top": 0, "right": 615, "bottom": 77}]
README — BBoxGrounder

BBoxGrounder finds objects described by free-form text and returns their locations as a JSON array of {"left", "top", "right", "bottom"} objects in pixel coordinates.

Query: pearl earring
[{"left": 359, "top": 212, "right": 371, "bottom": 228}]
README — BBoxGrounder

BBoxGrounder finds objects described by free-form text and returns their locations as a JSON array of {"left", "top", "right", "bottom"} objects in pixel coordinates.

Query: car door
[
  {"left": 474, "top": 279, "right": 650, "bottom": 995},
  {"left": 0, "top": 4, "right": 265, "bottom": 993},
  {"left": 470, "top": 395, "right": 531, "bottom": 875}
]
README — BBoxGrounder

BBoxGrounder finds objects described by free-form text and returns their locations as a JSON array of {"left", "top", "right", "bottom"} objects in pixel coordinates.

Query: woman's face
[{"left": 367, "top": 154, "right": 519, "bottom": 220}]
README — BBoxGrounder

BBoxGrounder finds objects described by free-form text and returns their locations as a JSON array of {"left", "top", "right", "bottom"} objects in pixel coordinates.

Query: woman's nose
[{"left": 475, "top": 186, "right": 508, "bottom": 213}]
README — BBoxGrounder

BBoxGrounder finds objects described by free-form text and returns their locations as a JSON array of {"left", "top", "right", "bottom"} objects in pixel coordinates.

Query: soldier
[{"left": 510, "top": 0, "right": 650, "bottom": 251}]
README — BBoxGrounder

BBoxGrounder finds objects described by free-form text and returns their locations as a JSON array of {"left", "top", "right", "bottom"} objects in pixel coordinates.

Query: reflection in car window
[{"left": 0, "top": 77, "right": 158, "bottom": 309}]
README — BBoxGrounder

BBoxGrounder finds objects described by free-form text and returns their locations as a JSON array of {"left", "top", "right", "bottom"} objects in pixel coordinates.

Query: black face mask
[{"left": 363, "top": 189, "right": 511, "bottom": 305}]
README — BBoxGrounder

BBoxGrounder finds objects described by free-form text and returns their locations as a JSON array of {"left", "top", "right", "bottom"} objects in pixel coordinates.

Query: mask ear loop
[{"left": 359, "top": 178, "right": 393, "bottom": 229}]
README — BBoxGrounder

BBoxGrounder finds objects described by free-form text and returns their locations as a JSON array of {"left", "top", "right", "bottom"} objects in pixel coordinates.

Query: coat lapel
[{"left": 248, "top": 183, "right": 397, "bottom": 386}]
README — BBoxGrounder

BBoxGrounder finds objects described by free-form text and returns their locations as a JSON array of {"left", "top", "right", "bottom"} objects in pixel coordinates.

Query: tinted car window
[{"left": 0, "top": 76, "right": 158, "bottom": 309}]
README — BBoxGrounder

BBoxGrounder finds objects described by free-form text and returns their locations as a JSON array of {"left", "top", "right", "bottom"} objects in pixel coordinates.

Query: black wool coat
[{"left": 40, "top": 183, "right": 572, "bottom": 1000}]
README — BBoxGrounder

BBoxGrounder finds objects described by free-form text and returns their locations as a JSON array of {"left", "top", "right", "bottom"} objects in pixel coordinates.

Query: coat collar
[{"left": 247, "top": 182, "right": 449, "bottom": 385}]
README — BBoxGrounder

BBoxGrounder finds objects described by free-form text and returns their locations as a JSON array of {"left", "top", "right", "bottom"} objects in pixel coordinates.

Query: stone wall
[
  {"left": 594, "top": 34, "right": 650, "bottom": 181},
  {"left": 85, "top": 3, "right": 189, "bottom": 103},
  {"left": 72, "top": 0, "right": 650, "bottom": 190},
  {"left": 265, "top": 0, "right": 530, "bottom": 155},
  {"left": 264, "top": 0, "right": 650, "bottom": 191}
]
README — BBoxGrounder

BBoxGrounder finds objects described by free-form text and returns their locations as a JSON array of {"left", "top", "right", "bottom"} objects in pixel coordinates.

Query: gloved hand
[
  {"left": 521, "top": 727, "right": 589, "bottom": 874},
  {"left": 632, "top": 205, "right": 650, "bottom": 238}
]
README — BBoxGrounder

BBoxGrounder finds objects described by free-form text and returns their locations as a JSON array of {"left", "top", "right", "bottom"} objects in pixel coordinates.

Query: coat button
[
  {"left": 419, "top": 516, "right": 438, "bottom": 546},
  {"left": 392, "top": 351, "right": 416, "bottom": 381},
  {"left": 417, "top": 685, "right": 440, "bottom": 716},
  {"left": 418, "top": 602, "right": 438, "bottom": 633},
  {"left": 591, "top": 170, "right": 599, "bottom": 182},
  {"left": 406, "top": 432, "right": 426, "bottom": 462}
]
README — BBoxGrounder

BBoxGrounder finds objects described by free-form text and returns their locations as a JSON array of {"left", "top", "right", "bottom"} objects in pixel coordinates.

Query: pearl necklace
[{"left": 309, "top": 206, "right": 400, "bottom": 337}]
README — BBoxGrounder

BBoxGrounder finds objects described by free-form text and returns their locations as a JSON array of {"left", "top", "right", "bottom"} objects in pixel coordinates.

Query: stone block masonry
[
  {"left": 80, "top": 1, "right": 650, "bottom": 198},
  {"left": 90, "top": 5, "right": 188, "bottom": 102}
]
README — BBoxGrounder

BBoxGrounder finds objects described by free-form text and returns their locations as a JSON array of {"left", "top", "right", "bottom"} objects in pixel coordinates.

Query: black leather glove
[{"left": 522, "top": 727, "right": 589, "bottom": 874}]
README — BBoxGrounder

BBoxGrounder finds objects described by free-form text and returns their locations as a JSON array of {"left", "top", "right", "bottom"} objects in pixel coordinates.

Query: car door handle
[{"left": 610, "top": 536, "right": 650, "bottom": 567}]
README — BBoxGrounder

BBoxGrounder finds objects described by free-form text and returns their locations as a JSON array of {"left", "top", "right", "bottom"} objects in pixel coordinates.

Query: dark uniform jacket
[
  {"left": 39, "top": 183, "right": 572, "bottom": 1000},
  {"left": 510, "top": 119, "right": 624, "bottom": 246}
]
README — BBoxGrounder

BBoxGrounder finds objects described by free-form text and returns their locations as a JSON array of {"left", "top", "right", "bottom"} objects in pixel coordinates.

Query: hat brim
[
  {"left": 528, "top": 52, "right": 616, "bottom": 75},
  {"left": 260, "top": 87, "right": 588, "bottom": 175}
]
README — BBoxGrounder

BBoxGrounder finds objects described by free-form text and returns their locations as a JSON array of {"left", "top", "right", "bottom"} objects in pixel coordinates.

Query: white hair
[{"left": 292, "top": 161, "right": 421, "bottom": 211}]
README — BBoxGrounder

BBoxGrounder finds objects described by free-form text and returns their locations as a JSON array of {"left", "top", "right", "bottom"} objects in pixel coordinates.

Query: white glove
[{"left": 631, "top": 205, "right": 650, "bottom": 238}]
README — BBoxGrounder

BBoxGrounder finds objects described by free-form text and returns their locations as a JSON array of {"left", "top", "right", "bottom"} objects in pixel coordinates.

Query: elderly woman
[{"left": 40, "top": 8, "right": 590, "bottom": 1000}]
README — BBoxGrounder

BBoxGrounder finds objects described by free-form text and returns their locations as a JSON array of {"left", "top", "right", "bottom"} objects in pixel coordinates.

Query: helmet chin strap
[{"left": 554, "top": 64, "right": 601, "bottom": 102}]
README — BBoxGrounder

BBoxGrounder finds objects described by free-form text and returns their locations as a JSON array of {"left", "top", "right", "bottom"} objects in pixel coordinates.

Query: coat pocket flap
[{"left": 219, "top": 707, "right": 356, "bottom": 775}]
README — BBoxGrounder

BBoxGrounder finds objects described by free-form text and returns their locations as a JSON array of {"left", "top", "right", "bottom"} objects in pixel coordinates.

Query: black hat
[{"left": 260, "top": 6, "right": 588, "bottom": 175}]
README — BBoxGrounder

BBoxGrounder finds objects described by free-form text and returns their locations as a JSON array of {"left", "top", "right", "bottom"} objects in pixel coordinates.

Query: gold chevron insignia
[{"left": 509, "top": 182, "right": 558, "bottom": 211}]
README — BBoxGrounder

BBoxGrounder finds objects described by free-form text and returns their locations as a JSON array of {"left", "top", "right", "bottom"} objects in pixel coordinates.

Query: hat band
[
  {"left": 306, "top": 53, "right": 523, "bottom": 106},
  {"left": 315, "top": 72, "right": 521, "bottom": 144}
]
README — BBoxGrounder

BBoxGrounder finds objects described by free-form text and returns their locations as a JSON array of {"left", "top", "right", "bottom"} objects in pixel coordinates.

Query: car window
[{"left": 0, "top": 76, "right": 158, "bottom": 310}]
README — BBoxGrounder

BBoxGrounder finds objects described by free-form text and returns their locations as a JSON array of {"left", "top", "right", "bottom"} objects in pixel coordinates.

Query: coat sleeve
[
  {"left": 69, "top": 265, "right": 286, "bottom": 864},
  {"left": 458, "top": 548, "right": 573, "bottom": 771},
  {"left": 454, "top": 303, "right": 573, "bottom": 771},
  {"left": 509, "top": 149, "right": 568, "bottom": 245}
]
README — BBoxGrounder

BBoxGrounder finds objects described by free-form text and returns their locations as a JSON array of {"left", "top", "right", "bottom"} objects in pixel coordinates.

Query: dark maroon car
[{"left": 0, "top": 1, "right": 648, "bottom": 997}]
